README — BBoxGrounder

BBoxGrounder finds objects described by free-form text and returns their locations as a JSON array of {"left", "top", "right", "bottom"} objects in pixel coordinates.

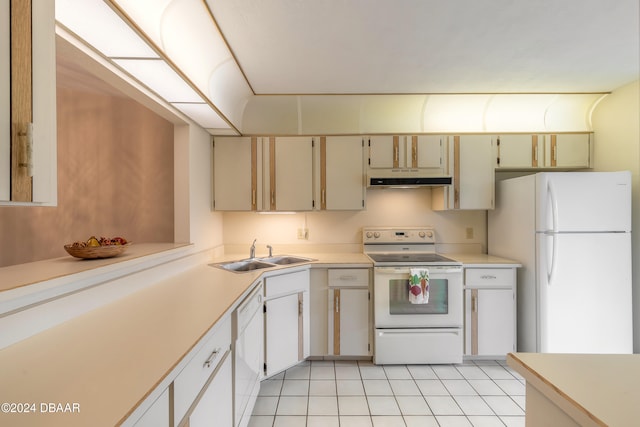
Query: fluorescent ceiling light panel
[
  {"left": 172, "top": 103, "right": 230, "bottom": 129},
  {"left": 113, "top": 59, "right": 203, "bottom": 103},
  {"left": 55, "top": 0, "right": 158, "bottom": 58}
]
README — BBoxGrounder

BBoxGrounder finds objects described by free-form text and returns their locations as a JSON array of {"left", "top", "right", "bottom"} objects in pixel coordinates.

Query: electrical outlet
[
  {"left": 297, "top": 228, "right": 309, "bottom": 240},
  {"left": 466, "top": 227, "right": 474, "bottom": 239}
]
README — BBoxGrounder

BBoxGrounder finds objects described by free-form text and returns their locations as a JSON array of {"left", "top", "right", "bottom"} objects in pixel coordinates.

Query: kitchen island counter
[{"left": 507, "top": 352, "right": 640, "bottom": 426}]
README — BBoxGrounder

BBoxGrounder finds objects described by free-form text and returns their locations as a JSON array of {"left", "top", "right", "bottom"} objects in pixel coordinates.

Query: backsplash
[{"left": 222, "top": 187, "right": 487, "bottom": 255}]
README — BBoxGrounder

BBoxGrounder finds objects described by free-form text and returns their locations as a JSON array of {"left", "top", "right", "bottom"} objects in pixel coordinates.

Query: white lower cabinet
[
  {"left": 264, "top": 269, "right": 310, "bottom": 377},
  {"left": 188, "top": 354, "right": 233, "bottom": 427},
  {"left": 464, "top": 268, "right": 516, "bottom": 358},
  {"left": 327, "top": 269, "right": 371, "bottom": 357},
  {"left": 132, "top": 388, "right": 169, "bottom": 427},
  {"left": 174, "top": 315, "right": 232, "bottom": 426}
]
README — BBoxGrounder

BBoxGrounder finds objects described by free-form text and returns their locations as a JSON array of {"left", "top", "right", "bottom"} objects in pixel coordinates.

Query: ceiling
[{"left": 207, "top": 0, "right": 640, "bottom": 94}]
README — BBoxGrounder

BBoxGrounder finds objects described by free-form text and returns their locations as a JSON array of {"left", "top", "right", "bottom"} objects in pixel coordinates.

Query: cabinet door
[
  {"left": 547, "top": 134, "right": 591, "bottom": 168},
  {"left": 457, "top": 135, "right": 494, "bottom": 209},
  {"left": 496, "top": 135, "right": 540, "bottom": 168},
  {"left": 331, "top": 288, "right": 370, "bottom": 356},
  {"left": 271, "top": 137, "right": 314, "bottom": 211},
  {"left": 367, "top": 135, "right": 398, "bottom": 168},
  {"left": 133, "top": 388, "right": 169, "bottom": 427},
  {"left": 265, "top": 292, "right": 302, "bottom": 377},
  {"left": 322, "top": 136, "right": 365, "bottom": 210},
  {"left": 413, "top": 135, "right": 443, "bottom": 170},
  {"left": 188, "top": 354, "right": 233, "bottom": 427},
  {"left": 466, "top": 288, "right": 515, "bottom": 356},
  {"left": 213, "top": 137, "right": 256, "bottom": 211}
]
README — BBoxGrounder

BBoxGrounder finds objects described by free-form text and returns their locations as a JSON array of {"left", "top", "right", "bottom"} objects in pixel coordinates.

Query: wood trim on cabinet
[
  {"left": 251, "top": 137, "right": 258, "bottom": 210},
  {"left": 453, "top": 136, "right": 460, "bottom": 209},
  {"left": 269, "top": 137, "right": 276, "bottom": 210},
  {"left": 333, "top": 289, "right": 340, "bottom": 355},
  {"left": 411, "top": 135, "right": 418, "bottom": 168},
  {"left": 471, "top": 289, "right": 479, "bottom": 355},
  {"left": 532, "top": 135, "right": 539, "bottom": 167},
  {"left": 10, "top": 0, "right": 33, "bottom": 202},
  {"left": 392, "top": 136, "right": 400, "bottom": 168},
  {"left": 550, "top": 134, "right": 557, "bottom": 167},
  {"left": 320, "top": 137, "right": 327, "bottom": 210}
]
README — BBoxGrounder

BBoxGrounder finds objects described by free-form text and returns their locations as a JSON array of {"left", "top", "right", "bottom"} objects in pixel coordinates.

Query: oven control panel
[{"left": 363, "top": 227, "right": 436, "bottom": 244}]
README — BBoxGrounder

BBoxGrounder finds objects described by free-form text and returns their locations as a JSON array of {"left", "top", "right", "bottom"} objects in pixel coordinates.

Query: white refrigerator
[{"left": 488, "top": 171, "right": 632, "bottom": 353}]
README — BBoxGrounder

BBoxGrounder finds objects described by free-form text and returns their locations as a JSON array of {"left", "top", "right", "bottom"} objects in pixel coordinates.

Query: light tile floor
[{"left": 250, "top": 359, "right": 525, "bottom": 427}]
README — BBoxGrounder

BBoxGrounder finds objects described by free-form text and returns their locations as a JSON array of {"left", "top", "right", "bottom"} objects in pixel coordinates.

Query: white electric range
[{"left": 363, "top": 227, "right": 463, "bottom": 364}]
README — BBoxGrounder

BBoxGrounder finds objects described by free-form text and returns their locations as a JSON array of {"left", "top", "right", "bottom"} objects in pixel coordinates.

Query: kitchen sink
[
  {"left": 211, "top": 255, "right": 314, "bottom": 273},
  {"left": 258, "top": 255, "right": 314, "bottom": 265},
  {"left": 212, "top": 259, "right": 275, "bottom": 273}
]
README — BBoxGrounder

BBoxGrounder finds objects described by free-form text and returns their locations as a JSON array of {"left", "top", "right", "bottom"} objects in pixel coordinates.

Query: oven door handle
[{"left": 374, "top": 267, "right": 461, "bottom": 274}]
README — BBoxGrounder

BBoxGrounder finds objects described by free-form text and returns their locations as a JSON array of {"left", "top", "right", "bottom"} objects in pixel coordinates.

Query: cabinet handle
[
  {"left": 480, "top": 275, "right": 497, "bottom": 280},
  {"left": 335, "top": 292, "right": 340, "bottom": 314},
  {"left": 299, "top": 299, "right": 303, "bottom": 316},
  {"left": 394, "top": 144, "right": 399, "bottom": 163},
  {"left": 321, "top": 188, "right": 326, "bottom": 205},
  {"left": 203, "top": 348, "right": 221, "bottom": 369},
  {"left": 252, "top": 189, "right": 256, "bottom": 208},
  {"left": 339, "top": 275, "right": 357, "bottom": 281},
  {"left": 270, "top": 191, "right": 275, "bottom": 207},
  {"left": 471, "top": 294, "right": 477, "bottom": 313}
]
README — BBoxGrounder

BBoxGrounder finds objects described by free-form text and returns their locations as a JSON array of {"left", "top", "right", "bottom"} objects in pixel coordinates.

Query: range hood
[{"left": 368, "top": 174, "right": 452, "bottom": 188}]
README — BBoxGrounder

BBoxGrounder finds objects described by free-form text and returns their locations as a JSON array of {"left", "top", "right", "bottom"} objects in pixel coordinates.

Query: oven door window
[{"left": 388, "top": 278, "right": 448, "bottom": 315}]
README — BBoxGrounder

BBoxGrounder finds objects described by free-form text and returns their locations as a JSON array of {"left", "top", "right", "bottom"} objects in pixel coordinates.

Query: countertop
[
  {"left": 0, "top": 250, "right": 518, "bottom": 426},
  {"left": 446, "top": 253, "right": 522, "bottom": 267},
  {"left": 507, "top": 352, "right": 640, "bottom": 426}
]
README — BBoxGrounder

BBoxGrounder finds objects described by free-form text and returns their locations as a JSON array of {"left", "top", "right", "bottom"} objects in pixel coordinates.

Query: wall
[
  {"left": 591, "top": 79, "right": 640, "bottom": 352},
  {"left": 0, "top": 87, "right": 175, "bottom": 267},
  {"left": 222, "top": 188, "right": 486, "bottom": 255}
]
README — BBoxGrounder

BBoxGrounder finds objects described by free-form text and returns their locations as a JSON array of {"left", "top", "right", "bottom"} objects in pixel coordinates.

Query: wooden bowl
[{"left": 64, "top": 243, "right": 130, "bottom": 259}]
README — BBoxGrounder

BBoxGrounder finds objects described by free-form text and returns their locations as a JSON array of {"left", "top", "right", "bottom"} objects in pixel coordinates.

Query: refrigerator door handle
[
  {"left": 546, "top": 233, "right": 557, "bottom": 285},
  {"left": 547, "top": 181, "right": 559, "bottom": 233}
]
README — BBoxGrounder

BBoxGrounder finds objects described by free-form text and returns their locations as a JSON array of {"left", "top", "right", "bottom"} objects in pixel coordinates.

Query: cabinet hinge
[
  {"left": 362, "top": 200, "right": 365, "bottom": 208},
  {"left": 264, "top": 363, "right": 267, "bottom": 374},
  {"left": 368, "top": 291, "right": 371, "bottom": 300},
  {"left": 263, "top": 304, "right": 267, "bottom": 314},
  {"left": 312, "top": 200, "right": 315, "bottom": 208},
  {"left": 497, "top": 157, "right": 500, "bottom": 166},
  {"left": 311, "top": 139, "right": 315, "bottom": 147},
  {"left": 368, "top": 343, "right": 371, "bottom": 352}
]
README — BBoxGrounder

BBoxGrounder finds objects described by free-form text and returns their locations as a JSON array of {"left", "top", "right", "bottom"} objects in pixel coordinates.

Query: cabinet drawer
[
  {"left": 265, "top": 269, "right": 309, "bottom": 298},
  {"left": 173, "top": 315, "right": 231, "bottom": 424},
  {"left": 465, "top": 268, "right": 514, "bottom": 288},
  {"left": 328, "top": 269, "right": 369, "bottom": 288}
]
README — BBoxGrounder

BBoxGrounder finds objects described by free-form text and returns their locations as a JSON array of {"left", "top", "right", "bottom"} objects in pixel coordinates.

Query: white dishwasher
[{"left": 233, "top": 282, "right": 263, "bottom": 427}]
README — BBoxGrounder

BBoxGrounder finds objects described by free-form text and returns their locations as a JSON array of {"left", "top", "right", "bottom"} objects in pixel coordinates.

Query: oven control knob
[
  {"left": 418, "top": 231, "right": 426, "bottom": 238},
  {"left": 374, "top": 232, "right": 380, "bottom": 238},
  {"left": 426, "top": 231, "right": 433, "bottom": 238},
  {"left": 366, "top": 232, "right": 373, "bottom": 238}
]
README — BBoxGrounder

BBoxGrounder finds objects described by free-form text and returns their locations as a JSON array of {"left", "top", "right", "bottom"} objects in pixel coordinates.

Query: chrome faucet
[
  {"left": 249, "top": 238, "right": 257, "bottom": 259},
  {"left": 267, "top": 245, "right": 273, "bottom": 257}
]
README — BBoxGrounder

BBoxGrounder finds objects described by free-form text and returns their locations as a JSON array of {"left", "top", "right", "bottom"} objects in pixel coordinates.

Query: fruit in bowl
[{"left": 65, "top": 236, "right": 130, "bottom": 259}]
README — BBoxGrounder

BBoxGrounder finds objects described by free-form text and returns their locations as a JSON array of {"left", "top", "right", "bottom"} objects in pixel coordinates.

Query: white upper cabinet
[
  {"left": 495, "top": 133, "right": 591, "bottom": 170},
  {"left": 494, "top": 134, "right": 540, "bottom": 169},
  {"left": 367, "top": 135, "right": 443, "bottom": 171},
  {"left": 320, "top": 136, "right": 365, "bottom": 210},
  {"left": 367, "top": 135, "right": 397, "bottom": 168},
  {"left": 266, "top": 137, "right": 315, "bottom": 211},
  {"left": 544, "top": 133, "right": 591, "bottom": 169},
  {"left": 2, "top": 0, "right": 57, "bottom": 204},
  {"left": 213, "top": 137, "right": 260, "bottom": 211},
  {"left": 433, "top": 135, "right": 494, "bottom": 210}
]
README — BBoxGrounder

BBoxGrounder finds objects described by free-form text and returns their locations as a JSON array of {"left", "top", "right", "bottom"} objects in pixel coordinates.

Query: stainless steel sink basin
[
  {"left": 211, "top": 255, "right": 314, "bottom": 273},
  {"left": 212, "top": 259, "right": 275, "bottom": 273},
  {"left": 258, "top": 255, "right": 314, "bottom": 265}
]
